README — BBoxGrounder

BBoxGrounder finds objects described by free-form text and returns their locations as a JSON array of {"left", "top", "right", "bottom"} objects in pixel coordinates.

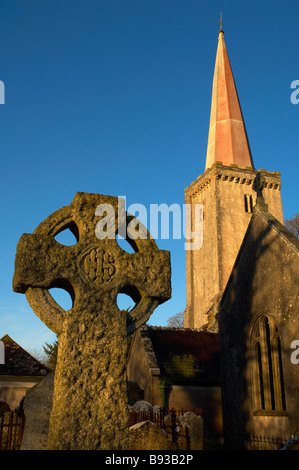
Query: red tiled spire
[{"left": 205, "top": 30, "right": 254, "bottom": 170}]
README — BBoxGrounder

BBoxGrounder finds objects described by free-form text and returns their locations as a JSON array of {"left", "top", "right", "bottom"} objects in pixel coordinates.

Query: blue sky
[{"left": 0, "top": 0, "right": 298, "bottom": 354}]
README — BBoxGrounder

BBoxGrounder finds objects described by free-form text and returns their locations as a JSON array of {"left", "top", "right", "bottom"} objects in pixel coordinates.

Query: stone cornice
[{"left": 185, "top": 162, "right": 281, "bottom": 199}]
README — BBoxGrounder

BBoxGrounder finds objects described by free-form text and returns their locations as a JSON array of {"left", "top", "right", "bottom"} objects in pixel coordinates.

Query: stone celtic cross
[{"left": 13, "top": 192, "right": 171, "bottom": 450}]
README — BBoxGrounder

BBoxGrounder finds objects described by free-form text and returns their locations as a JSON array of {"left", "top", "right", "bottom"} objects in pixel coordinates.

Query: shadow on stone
[{"left": 21, "top": 372, "right": 54, "bottom": 450}]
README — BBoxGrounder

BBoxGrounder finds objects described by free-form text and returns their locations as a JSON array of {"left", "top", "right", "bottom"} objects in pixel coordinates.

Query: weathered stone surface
[
  {"left": 129, "top": 421, "right": 176, "bottom": 450},
  {"left": 21, "top": 372, "right": 54, "bottom": 450},
  {"left": 130, "top": 400, "right": 153, "bottom": 412},
  {"left": 13, "top": 193, "right": 171, "bottom": 450},
  {"left": 177, "top": 411, "right": 204, "bottom": 450},
  {"left": 164, "top": 411, "right": 204, "bottom": 450}
]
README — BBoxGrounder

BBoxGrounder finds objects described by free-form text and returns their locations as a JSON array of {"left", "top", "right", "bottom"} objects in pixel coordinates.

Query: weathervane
[{"left": 217, "top": 12, "right": 224, "bottom": 32}]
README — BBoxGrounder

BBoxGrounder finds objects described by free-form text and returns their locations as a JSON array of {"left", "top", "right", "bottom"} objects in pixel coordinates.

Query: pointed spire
[{"left": 205, "top": 25, "right": 254, "bottom": 170}]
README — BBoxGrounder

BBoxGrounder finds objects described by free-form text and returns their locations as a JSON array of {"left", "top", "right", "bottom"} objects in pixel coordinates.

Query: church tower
[{"left": 184, "top": 27, "right": 284, "bottom": 330}]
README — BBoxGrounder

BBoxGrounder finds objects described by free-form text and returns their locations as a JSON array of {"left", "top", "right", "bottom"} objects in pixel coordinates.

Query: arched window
[{"left": 251, "top": 315, "right": 286, "bottom": 413}]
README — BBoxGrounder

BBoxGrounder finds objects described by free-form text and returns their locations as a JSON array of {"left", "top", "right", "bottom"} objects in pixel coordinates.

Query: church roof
[
  {"left": 141, "top": 326, "right": 220, "bottom": 385},
  {"left": 220, "top": 206, "right": 299, "bottom": 311},
  {"left": 205, "top": 30, "right": 254, "bottom": 170},
  {"left": 0, "top": 334, "right": 51, "bottom": 377}
]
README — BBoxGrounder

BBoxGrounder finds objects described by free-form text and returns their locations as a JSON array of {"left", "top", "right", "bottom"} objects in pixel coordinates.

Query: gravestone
[
  {"left": 164, "top": 411, "right": 204, "bottom": 450},
  {"left": 21, "top": 372, "right": 55, "bottom": 450},
  {"left": 129, "top": 421, "right": 176, "bottom": 450},
  {"left": 177, "top": 411, "right": 204, "bottom": 450},
  {"left": 13, "top": 192, "right": 171, "bottom": 450}
]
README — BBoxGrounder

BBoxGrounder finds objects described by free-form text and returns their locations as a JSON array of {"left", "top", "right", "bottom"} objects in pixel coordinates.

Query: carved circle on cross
[{"left": 13, "top": 193, "right": 171, "bottom": 335}]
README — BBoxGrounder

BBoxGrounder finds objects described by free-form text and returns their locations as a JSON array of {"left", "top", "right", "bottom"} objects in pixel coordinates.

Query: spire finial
[{"left": 217, "top": 12, "right": 224, "bottom": 32}]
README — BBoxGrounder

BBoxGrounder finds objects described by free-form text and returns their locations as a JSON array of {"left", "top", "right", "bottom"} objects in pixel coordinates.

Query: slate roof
[
  {"left": 0, "top": 334, "right": 51, "bottom": 377},
  {"left": 141, "top": 326, "right": 220, "bottom": 385}
]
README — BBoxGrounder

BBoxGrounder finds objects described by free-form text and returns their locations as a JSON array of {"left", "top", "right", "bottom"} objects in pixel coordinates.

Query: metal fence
[
  {"left": 0, "top": 410, "right": 25, "bottom": 450},
  {"left": 128, "top": 407, "right": 201, "bottom": 449},
  {"left": 245, "top": 434, "right": 287, "bottom": 450},
  {"left": 2, "top": 406, "right": 287, "bottom": 450},
  {"left": 129, "top": 407, "right": 202, "bottom": 425}
]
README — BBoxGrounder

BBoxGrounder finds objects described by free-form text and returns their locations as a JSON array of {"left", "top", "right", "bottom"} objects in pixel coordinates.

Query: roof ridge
[
  {"left": 0, "top": 334, "right": 52, "bottom": 376},
  {"left": 145, "top": 325, "right": 219, "bottom": 334},
  {"left": 253, "top": 209, "right": 299, "bottom": 253},
  {"left": 1, "top": 334, "right": 13, "bottom": 342}
]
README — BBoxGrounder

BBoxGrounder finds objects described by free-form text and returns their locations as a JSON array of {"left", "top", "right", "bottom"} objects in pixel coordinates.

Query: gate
[{"left": 0, "top": 410, "right": 25, "bottom": 450}]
